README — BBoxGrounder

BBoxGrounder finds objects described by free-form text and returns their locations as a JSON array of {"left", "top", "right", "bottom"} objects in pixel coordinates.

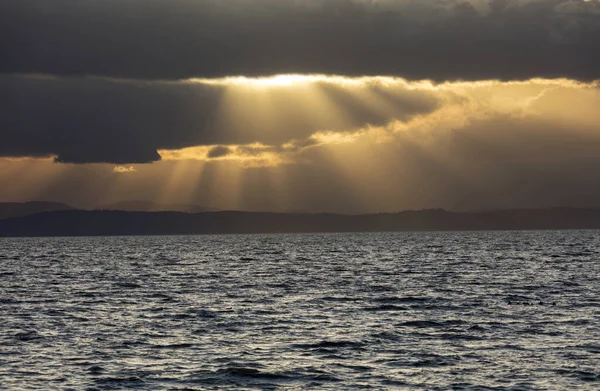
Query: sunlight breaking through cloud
[{"left": 2, "top": 74, "right": 600, "bottom": 212}]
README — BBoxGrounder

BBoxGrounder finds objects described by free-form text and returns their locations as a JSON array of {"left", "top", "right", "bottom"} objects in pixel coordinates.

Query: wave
[{"left": 292, "top": 340, "right": 365, "bottom": 350}]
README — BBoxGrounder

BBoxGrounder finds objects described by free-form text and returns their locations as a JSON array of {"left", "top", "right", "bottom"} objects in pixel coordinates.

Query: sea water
[{"left": 1, "top": 231, "right": 599, "bottom": 390}]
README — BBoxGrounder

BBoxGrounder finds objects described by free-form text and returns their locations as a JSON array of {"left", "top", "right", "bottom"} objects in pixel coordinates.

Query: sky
[{"left": 1, "top": 0, "right": 599, "bottom": 213}]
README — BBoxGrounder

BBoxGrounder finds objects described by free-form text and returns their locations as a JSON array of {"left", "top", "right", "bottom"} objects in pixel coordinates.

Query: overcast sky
[{"left": 1, "top": 0, "right": 599, "bottom": 212}]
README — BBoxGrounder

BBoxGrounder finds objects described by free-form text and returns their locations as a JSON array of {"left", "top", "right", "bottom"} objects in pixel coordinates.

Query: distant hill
[
  {"left": 96, "top": 200, "right": 219, "bottom": 213},
  {"left": 0, "top": 201, "right": 74, "bottom": 220},
  {"left": 1, "top": 208, "right": 600, "bottom": 237}
]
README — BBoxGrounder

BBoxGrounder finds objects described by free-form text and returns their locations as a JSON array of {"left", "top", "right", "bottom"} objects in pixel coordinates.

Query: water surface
[{"left": 1, "top": 231, "right": 599, "bottom": 390}]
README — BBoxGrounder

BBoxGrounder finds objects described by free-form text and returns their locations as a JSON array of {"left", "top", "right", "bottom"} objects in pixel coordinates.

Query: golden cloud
[{"left": 113, "top": 166, "right": 137, "bottom": 173}]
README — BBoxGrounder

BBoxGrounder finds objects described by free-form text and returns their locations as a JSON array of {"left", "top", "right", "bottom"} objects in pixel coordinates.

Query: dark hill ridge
[
  {"left": 0, "top": 201, "right": 74, "bottom": 220},
  {"left": 1, "top": 208, "right": 600, "bottom": 237}
]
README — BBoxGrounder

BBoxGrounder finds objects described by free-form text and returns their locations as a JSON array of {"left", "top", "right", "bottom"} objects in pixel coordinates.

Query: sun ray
[{"left": 155, "top": 159, "right": 207, "bottom": 207}]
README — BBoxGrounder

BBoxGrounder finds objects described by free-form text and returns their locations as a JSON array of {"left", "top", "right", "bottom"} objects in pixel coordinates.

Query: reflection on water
[{"left": 1, "top": 231, "right": 599, "bottom": 390}]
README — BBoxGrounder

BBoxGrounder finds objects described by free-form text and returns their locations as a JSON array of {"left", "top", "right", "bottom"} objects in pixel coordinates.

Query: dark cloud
[
  {"left": 0, "top": 75, "right": 439, "bottom": 163},
  {"left": 1, "top": 0, "right": 599, "bottom": 81},
  {"left": 207, "top": 146, "right": 232, "bottom": 158}
]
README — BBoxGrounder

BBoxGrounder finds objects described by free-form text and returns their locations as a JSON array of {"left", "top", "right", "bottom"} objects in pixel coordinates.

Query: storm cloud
[
  {"left": 2, "top": 0, "right": 599, "bottom": 81},
  {"left": 0, "top": 75, "right": 439, "bottom": 163}
]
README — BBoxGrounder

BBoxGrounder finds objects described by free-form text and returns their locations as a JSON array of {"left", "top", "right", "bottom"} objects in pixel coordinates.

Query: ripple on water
[{"left": 1, "top": 231, "right": 599, "bottom": 390}]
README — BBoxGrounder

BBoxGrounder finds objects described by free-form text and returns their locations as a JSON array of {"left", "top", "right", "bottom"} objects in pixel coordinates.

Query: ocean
[{"left": 1, "top": 231, "right": 599, "bottom": 390}]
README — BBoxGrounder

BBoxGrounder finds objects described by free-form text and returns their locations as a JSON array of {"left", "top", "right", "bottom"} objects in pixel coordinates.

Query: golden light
[
  {"left": 113, "top": 166, "right": 137, "bottom": 173},
  {"left": 188, "top": 74, "right": 398, "bottom": 88},
  {"left": 6, "top": 75, "right": 600, "bottom": 212},
  {"left": 228, "top": 74, "right": 314, "bottom": 87},
  {"left": 158, "top": 143, "right": 292, "bottom": 168},
  {"left": 192, "top": 74, "right": 321, "bottom": 87}
]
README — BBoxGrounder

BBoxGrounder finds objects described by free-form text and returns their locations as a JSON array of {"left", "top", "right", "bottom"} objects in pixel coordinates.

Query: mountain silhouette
[{"left": 1, "top": 208, "right": 600, "bottom": 237}]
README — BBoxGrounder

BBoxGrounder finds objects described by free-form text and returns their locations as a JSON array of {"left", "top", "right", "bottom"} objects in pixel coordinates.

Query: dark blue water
[{"left": 1, "top": 231, "right": 599, "bottom": 390}]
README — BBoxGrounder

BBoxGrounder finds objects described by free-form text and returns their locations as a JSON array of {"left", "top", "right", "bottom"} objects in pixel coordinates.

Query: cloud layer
[
  {"left": 2, "top": 0, "right": 599, "bottom": 81},
  {"left": 0, "top": 75, "right": 439, "bottom": 163},
  {"left": 3, "top": 1, "right": 600, "bottom": 212},
  {"left": 2, "top": 76, "right": 599, "bottom": 212}
]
